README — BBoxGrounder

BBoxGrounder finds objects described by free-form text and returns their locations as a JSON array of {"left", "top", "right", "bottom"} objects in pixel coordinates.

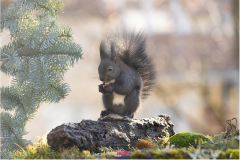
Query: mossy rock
[{"left": 169, "top": 132, "right": 210, "bottom": 148}]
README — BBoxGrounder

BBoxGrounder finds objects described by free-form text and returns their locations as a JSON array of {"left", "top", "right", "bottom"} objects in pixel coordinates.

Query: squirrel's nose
[{"left": 100, "top": 77, "right": 104, "bottom": 81}]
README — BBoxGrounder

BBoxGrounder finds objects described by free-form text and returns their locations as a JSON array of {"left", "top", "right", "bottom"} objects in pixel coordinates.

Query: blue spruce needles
[{"left": 0, "top": 0, "right": 82, "bottom": 158}]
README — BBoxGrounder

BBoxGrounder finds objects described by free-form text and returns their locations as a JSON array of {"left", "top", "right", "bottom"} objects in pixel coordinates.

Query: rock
[{"left": 47, "top": 114, "right": 175, "bottom": 152}]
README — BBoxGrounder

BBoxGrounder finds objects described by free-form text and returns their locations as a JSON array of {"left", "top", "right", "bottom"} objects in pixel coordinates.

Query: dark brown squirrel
[{"left": 98, "top": 30, "right": 156, "bottom": 118}]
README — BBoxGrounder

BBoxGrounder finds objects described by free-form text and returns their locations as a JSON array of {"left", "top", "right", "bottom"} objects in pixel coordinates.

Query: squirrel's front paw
[
  {"left": 98, "top": 84, "right": 105, "bottom": 93},
  {"left": 99, "top": 83, "right": 113, "bottom": 94},
  {"left": 104, "top": 84, "right": 113, "bottom": 93}
]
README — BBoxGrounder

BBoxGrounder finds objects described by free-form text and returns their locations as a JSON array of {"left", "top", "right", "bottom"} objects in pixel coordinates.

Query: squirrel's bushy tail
[{"left": 111, "top": 30, "right": 156, "bottom": 99}]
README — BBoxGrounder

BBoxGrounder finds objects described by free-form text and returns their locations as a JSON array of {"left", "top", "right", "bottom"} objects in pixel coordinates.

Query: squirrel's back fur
[{"left": 104, "top": 30, "right": 156, "bottom": 99}]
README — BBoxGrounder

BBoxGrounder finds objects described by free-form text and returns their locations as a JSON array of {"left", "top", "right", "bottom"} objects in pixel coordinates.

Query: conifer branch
[{"left": 0, "top": 0, "right": 82, "bottom": 158}]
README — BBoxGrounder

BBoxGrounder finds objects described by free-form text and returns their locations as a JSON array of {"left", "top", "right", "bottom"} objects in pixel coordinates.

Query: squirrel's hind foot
[
  {"left": 100, "top": 110, "right": 111, "bottom": 117},
  {"left": 123, "top": 112, "right": 134, "bottom": 118},
  {"left": 100, "top": 110, "right": 134, "bottom": 119}
]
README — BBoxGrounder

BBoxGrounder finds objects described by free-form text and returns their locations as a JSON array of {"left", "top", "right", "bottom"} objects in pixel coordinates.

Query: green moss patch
[
  {"left": 10, "top": 138, "right": 89, "bottom": 159},
  {"left": 225, "top": 149, "right": 239, "bottom": 159},
  {"left": 218, "top": 149, "right": 239, "bottom": 159},
  {"left": 130, "top": 151, "right": 147, "bottom": 159},
  {"left": 169, "top": 132, "right": 211, "bottom": 148}
]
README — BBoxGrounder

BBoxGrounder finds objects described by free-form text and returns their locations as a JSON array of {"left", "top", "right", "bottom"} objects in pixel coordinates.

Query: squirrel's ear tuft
[
  {"left": 100, "top": 41, "right": 109, "bottom": 59},
  {"left": 110, "top": 42, "right": 118, "bottom": 63}
]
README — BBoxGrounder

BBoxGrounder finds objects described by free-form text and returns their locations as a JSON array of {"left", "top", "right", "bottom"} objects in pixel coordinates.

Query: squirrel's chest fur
[
  {"left": 109, "top": 79, "right": 125, "bottom": 105},
  {"left": 113, "top": 92, "right": 125, "bottom": 105}
]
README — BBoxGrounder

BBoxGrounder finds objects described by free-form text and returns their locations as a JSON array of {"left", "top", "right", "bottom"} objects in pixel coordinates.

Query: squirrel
[{"left": 98, "top": 30, "right": 156, "bottom": 118}]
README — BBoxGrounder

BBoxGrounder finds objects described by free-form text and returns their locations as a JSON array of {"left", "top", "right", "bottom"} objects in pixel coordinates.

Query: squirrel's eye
[{"left": 108, "top": 66, "right": 113, "bottom": 71}]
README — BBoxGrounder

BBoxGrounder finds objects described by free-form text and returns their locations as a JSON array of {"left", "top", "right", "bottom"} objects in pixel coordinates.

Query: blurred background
[{"left": 1, "top": 0, "right": 239, "bottom": 142}]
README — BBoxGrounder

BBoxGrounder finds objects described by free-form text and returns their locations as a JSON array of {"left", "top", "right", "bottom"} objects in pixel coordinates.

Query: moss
[
  {"left": 134, "top": 139, "right": 154, "bottom": 149},
  {"left": 169, "top": 132, "right": 211, "bottom": 148},
  {"left": 10, "top": 137, "right": 85, "bottom": 159},
  {"left": 100, "top": 153, "right": 107, "bottom": 157},
  {"left": 81, "top": 150, "right": 91, "bottom": 157},
  {"left": 149, "top": 149, "right": 191, "bottom": 159},
  {"left": 60, "top": 146, "right": 82, "bottom": 159},
  {"left": 217, "top": 152, "right": 227, "bottom": 159},
  {"left": 167, "top": 149, "right": 191, "bottom": 159},
  {"left": 130, "top": 151, "right": 146, "bottom": 159},
  {"left": 150, "top": 151, "right": 165, "bottom": 159},
  {"left": 225, "top": 149, "right": 239, "bottom": 159},
  {"left": 217, "top": 149, "right": 239, "bottom": 159},
  {"left": 11, "top": 138, "right": 62, "bottom": 159}
]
